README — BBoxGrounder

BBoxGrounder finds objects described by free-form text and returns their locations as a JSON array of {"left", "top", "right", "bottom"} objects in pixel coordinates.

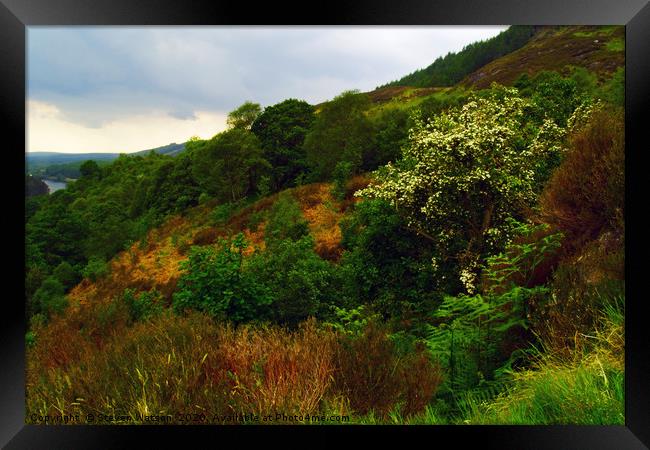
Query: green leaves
[
  {"left": 172, "top": 234, "right": 273, "bottom": 324},
  {"left": 358, "top": 85, "right": 570, "bottom": 294}
]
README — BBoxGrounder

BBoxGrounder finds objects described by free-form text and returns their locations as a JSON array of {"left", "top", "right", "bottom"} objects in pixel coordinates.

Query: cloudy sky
[{"left": 27, "top": 26, "right": 507, "bottom": 153}]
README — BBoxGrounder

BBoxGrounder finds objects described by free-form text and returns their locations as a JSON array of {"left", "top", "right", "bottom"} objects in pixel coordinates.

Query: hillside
[
  {"left": 67, "top": 176, "right": 370, "bottom": 308},
  {"left": 25, "top": 26, "right": 626, "bottom": 427},
  {"left": 26, "top": 142, "right": 186, "bottom": 176},
  {"left": 381, "top": 25, "right": 536, "bottom": 88},
  {"left": 362, "top": 25, "right": 623, "bottom": 109},
  {"left": 460, "top": 25, "right": 624, "bottom": 89}
]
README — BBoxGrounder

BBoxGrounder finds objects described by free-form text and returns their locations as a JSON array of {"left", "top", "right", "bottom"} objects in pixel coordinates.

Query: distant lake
[{"left": 43, "top": 179, "right": 67, "bottom": 193}]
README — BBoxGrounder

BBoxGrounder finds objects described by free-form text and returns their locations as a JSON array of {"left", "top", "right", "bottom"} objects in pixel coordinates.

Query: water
[{"left": 43, "top": 179, "right": 67, "bottom": 193}]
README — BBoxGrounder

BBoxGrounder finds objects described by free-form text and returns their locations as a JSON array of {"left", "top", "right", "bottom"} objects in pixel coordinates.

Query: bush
[
  {"left": 462, "top": 297, "right": 624, "bottom": 424},
  {"left": 334, "top": 320, "right": 442, "bottom": 418},
  {"left": 246, "top": 236, "right": 339, "bottom": 327},
  {"left": 264, "top": 193, "right": 309, "bottom": 248},
  {"left": 172, "top": 234, "right": 273, "bottom": 323},
  {"left": 198, "top": 192, "right": 211, "bottom": 204},
  {"left": 339, "top": 199, "right": 440, "bottom": 318},
  {"left": 210, "top": 201, "right": 244, "bottom": 226},
  {"left": 121, "top": 288, "right": 163, "bottom": 323},
  {"left": 331, "top": 161, "right": 354, "bottom": 201},
  {"left": 52, "top": 261, "right": 79, "bottom": 290},
  {"left": 32, "top": 277, "right": 68, "bottom": 319},
  {"left": 82, "top": 257, "right": 110, "bottom": 282},
  {"left": 540, "top": 107, "right": 624, "bottom": 252}
]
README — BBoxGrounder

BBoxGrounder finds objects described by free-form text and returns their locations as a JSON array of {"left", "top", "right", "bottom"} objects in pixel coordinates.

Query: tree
[
  {"left": 246, "top": 236, "right": 338, "bottom": 327},
  {"left": 32, "top": 276, "right": 68, "bottom": 319},
  {"left": 251, "top": 99, "right": 315, "bottom": 190},
  {"left": 264, "top": 193, "right": 310, "bottom": 249},
  {"left": 227, "top": 101, "right": 262, "bottom": 130},
  {"left": 173, "top": 234, "right": 273, "bottom": 323},
  {"left": 530, "top": 72, "right": 581, "bottom": 127},
  {"left": 192, "top": 128, "right": 270, "bottom": 202},
  {"left": 369, "top": 108, "right": 411, "bottom": 171},
  {"left": 79, "top": 160, "right": 101, "bottom": 179},
  {"left": 357, "top": 86, "right": 568, "bottom": 293},
  {"left": 339, "top": 199, "right": 440, "bottom": 317},
  {"left": 303, "top": 90, "right": 374, "bottom": 180}
]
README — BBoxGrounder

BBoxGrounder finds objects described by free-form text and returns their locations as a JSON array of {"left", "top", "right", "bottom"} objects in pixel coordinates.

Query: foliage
[
  {"left": 367, "top": 108, "right": 410, "bottom": 170},
  {"left": 339, "top": 199, "right": 440, "bottom": 318},
  {"left": 416, "top": 90, "right": 471, "bottom": 122},
  {"left": 52, "top": 261, "right": 79, "bottom": 290},
  {"left": 540, "top": 106, "right": 624, "bottom": 250},
  {"left": 251, "top": 99, "right": 315, "bottom": 190},
  {"left": 324, "top": 305, "right": 381, "bottom": 336},
  {"left": 81, "top": 257, "right": 110, "bottom": 282},
  {"left": 483, "top": 220, "right": 563, "bottom": 292},
  {"left": 358, "top": 86, "right": 571, "bottom": 291},
  {"left": 426, "top": 286, "right": 546, "bottom": 396},
  {"left": 462, "top": 297, "right": 624, "bottom": 424},
  {"left": 383, "top": 26, "right": 534, "bottom": 88},
  {"left": 192, "top": 128, "right": 270, "bottom": 203},
  {"left": 331, "top": 161, "right": 354, "bottom": 201},
  {"left": 120, "top": 288, "right": 163, "bottom": 323},
  {"left": 246, "top": 236, "right": 339, "bottom": 327},
  {"left": 304, "top": 90, "right": 374, "bottom": 179},
  {"left": 172, "top": 234, "right": 273, "bottom": 323},
  {"left": 529, "top": 71, "right": 583, "bottom": 127},
  {"left": 226, "top": 101, "right": 262, "bottom": 130},
  {"left": 597, "top": 67, "right": 624, "bottom": 106},
  {"left": 31, "top": 276, "right": 68, "bottom": 319},
  {"left": 264, "top": 193, "right": 310, "bottom": 248},
  {"left": 210, "top": 200, "right": 246, "bottom": 226}
]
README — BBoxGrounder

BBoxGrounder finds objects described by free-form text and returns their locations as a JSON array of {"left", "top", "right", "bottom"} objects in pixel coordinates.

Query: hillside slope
[
  {"left": 460, "top": 25, "right": 624, "bottom": 89},
  {"left": 361, "top": 25, "right": 623, "bottom": 109},
  {"left": 67, "top": 177, "right": 369, "bottom": 308}
]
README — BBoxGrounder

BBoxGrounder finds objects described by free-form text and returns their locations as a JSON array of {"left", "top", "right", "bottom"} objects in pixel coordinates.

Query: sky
[{"left": 27, "top": 26, "right": 508, "bottom": 154}]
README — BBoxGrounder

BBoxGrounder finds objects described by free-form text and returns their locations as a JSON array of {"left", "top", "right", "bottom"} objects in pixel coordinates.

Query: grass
[
  {"left": 605, "top": 38, "right": 624, "bottom": 52},
  {"left": 459, "top": 296, "right": 624, "bottom": 425},
  {"left": 26, "top": 311, "right": 442, "bottom": 425}
]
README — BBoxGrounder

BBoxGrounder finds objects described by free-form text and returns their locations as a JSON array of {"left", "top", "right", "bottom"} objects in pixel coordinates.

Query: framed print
[{"left": 2, "top": 0, "right": 648, "bottom": 447}]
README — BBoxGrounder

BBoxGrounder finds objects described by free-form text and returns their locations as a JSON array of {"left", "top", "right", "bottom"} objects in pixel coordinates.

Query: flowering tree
[{"left": 357, "top": 85, "right": 570, "bottom": 293}]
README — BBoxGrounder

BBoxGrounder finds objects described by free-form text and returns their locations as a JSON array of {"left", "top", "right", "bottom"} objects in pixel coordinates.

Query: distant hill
[{"left": 26, "top": 142, "right": 186, "bottom": 177}]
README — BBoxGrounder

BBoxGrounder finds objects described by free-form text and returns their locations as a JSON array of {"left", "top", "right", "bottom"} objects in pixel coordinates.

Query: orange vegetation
[
  {"left": 27, "top": 312, "right": 442, "bottom": 422},
  {"left": 68, "top": 177, "right": 371, "bottom": 307}
]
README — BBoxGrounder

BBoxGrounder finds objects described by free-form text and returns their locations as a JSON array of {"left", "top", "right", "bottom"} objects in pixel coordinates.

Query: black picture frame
[{"left": 3, "top": 0, "right": 648, "bottom": 448}]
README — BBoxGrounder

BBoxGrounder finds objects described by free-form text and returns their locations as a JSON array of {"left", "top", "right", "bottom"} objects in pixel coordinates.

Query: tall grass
[
  {"left": 460, "top": 296, "right": 624, "bottom": 425},
  {"left": 26, "top": 309, "right": 442, "bottom": 424}
]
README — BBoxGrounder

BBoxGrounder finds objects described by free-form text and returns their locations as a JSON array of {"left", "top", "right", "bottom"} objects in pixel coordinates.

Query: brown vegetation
[
  {"left": 461, "top": 26, "right": 625, "bottom": 89},
  {"left": 27, "top": 312, "right": 442, "bottom": 423},
  {"left": 540, "top": 107, "right": 624, "bottom": 254}
]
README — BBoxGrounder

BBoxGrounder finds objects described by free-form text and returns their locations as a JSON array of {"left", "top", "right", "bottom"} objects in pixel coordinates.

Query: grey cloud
[{"left": 28, "top": 26, "right": 507, "bottom": 128}]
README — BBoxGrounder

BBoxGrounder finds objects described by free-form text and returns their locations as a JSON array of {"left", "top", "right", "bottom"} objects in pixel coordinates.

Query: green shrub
[
  {"left": 331, "top": 161, "right": 354, "bottom": 201},
  {"left": 172, "top": 234, "right": 273, "bottom": 323},
  {"left": 82, "top": 257, "right": 109, "bottom": 282},
  {"left": 246, "top": 236, "right": 339, "bottom": 327},
  {"left": 32, "top": 277, "right": 69, "bottom": 319},
  {"left": 121, "top": 288, "right": 163, "bottom": 323},
  {"left": 210, "top": 201, "right": 244, "bottom": 226},
  {"left": 264, "top": 193, "right": 309, "bottom": 248}
]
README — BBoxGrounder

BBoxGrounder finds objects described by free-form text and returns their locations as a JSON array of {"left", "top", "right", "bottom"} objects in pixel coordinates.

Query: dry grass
[{"left": 27, "top": 310, "right": 443, "bottom": 423}]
